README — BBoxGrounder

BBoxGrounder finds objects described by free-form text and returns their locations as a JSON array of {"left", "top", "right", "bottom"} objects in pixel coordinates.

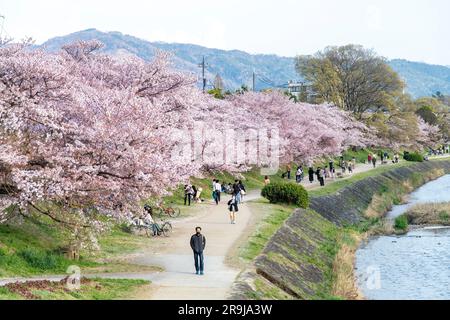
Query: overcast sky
[{"left": 1, "top": 0, "right": 449, "bottom": 65}]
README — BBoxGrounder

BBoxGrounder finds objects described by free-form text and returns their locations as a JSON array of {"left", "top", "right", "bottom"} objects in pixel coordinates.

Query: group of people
[
  {"left": 282, "top": 159, "right": 353, "bottom": 188},
  {"left": 131, "top": 204, "right": 160, "bottom": 236},
  {"left": 212, "top": 179, "right": 246, "bottom": 224},
  {"left": 368, "top": 151, "right": 399, "bottom": 168},
  {"left": 187, "top": 180, "right": 248, "bottom": 275},
  {"left": 184, "top": 184, "right": 203, "bottom": 206},
  {"left": 429, "top": 145, "right": 450, "bottom": 156}
]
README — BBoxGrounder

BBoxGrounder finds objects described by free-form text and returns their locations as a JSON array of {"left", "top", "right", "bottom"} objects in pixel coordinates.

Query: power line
[{"left": 198, "top": 56, "right": 209, "bottom": 93}]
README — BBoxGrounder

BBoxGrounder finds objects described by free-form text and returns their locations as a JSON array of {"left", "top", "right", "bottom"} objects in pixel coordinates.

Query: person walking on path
[
  {"left": 352, "top": 157, "right": 356, "bottom": 171},
  {"left": 228, "top": 195, "right": 239, "bottom": 224},
  {"left": 329, "top": 160, "right": 335, "bottom": 179},
  {"left": 368, "top": 154, "right": 372, "bottom": 164},
  {"left": 214, "top": 180, "right": 222, "bottom": 205},
  {"left": 212, "top": 179, "right": 217, "bottom": 203},
  {"left": 348, "top": 160, "right": 353, "bottom": 174},
  {"left": 232, "top": 180, "right": 240, "bottom": 195},
  {"left": 308, "top": 167, "right": 314, "bottom": 183},
  {"left": 341, "top": 159, "right": 347, "bottom": 174},
  {"left": 238, "top": 180, "right": 246, "bottom": 203},
  {"left": 296, "top": 166, "right": 303, "bottom": 183},
  {"left": 394, "top": 153, "right": 399, "bottom": 164},
  {"left": 286, "top": 164, "right": 292, "bottom": 180},
  {"left": 316, "top": 167, "right": 325, "bottom": 186},
  {"left": 324, "top": 167, "right": 329, "bottom": 179},
  {"left": 190, "top": 227, "right": 206, "bottom": 275},
  {"left": 371, "top": 155, "right": 377, "bottom": 168}
]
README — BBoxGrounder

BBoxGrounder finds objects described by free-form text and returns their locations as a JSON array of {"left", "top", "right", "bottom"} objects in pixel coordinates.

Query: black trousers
[
  {"left": 184, "top": 194, "right": 191, "bottom": 206},
  {"left": 319, "top": 177, "right": 325, "bottom": 186},
  {"left": 194, "top": 251, "right": 204, "bottom": 272},
  {"left": 215, "top": 191, "right": 221, "bottom": 204}
]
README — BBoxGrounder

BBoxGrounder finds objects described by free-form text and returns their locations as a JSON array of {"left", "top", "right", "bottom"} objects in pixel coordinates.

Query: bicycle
[
  {"left": 155, "top": 202, "right": 181, "bottom": 219},
  {"left": 130, "top": 219, "right": 173, "bottom": 237}
]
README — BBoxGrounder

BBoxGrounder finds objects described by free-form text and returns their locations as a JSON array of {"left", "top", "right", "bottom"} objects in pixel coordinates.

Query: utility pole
[
  {"left": 198, "top": 56, "right": 207, "bottom": 93},
  {"left": 252, "top": 71, "right": 256, "bottom": 92},
  {"left": 0, "top": 15, "right": 5, "bottom": 39}
]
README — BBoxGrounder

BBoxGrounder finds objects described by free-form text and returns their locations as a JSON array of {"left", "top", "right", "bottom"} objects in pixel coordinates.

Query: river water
[{"left": 355, "top": 174, "right": 450, "bottom": 300}]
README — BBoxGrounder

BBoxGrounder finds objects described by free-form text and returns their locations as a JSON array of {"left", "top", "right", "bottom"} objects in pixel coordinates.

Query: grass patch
[
  {"left": 0, "top": 278, "right": 150, "bottom": 300},
  {"left": 394, "top": 215, "right": 409, "bottom": 232},
  {"left": 404, "top": 202, "right": 450, "bottom": 226},
  {"left": 239, "top": 201, "right": 293, "bottom": 263},
  {"left": 0, "top": 215, "right": 159, "bottom": 278},
  {"left": 0, "top": 219, "right": 98, "bottom": 277}
]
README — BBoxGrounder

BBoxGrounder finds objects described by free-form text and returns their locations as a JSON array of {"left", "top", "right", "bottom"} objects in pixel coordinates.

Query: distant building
[
  {"left": 287, "top": 80, "right": 303, "bottom": 97},
  {"left": 287, "top": 80, "right": 316, "bottom": 103}
]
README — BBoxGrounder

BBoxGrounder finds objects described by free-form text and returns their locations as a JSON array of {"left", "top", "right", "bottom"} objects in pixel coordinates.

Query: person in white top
[{"left": 214, "top": 180, "right": 222, "bottom": 204}]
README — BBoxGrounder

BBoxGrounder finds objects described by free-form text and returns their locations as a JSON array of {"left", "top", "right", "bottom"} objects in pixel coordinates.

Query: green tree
[
  {"left": 296, "top": 45, "right": 404, "bottom": 119},
  {"left": 235, "top": 84, "right": 249, "bottom": 95},
  {"left": 207, "top": 88, "right": 225, "bottom": 99},
  {"left": 416, "top": 105, "right": 438, "bottom": 125}
]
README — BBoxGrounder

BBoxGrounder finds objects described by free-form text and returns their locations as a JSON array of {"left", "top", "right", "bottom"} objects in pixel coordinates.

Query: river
[{"left": 355, "top": 174, "right": 450, "bottom": 300}]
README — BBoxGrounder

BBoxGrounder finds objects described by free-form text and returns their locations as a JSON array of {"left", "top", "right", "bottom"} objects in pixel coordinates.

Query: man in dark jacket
[{"left": 190, "top": 227, "right": 206, "bottom": 275}]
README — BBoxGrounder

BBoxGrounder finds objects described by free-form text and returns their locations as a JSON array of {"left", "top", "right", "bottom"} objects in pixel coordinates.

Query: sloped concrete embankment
[{"left": 230, "top": 161, "right": 450, "bottom": 300}]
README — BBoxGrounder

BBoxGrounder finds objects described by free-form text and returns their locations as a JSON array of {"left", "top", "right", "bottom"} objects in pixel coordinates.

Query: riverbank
[{"left": 230, "top": 159, "right": 450, "bottom": 300}]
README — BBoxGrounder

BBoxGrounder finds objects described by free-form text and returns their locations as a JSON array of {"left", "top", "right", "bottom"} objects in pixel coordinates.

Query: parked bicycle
[
  {"left": 130, "top": 217, "right": 172, "bottom": 237},
  {"left": 153, "top": 201, "right": 181, "bottom": 218}
]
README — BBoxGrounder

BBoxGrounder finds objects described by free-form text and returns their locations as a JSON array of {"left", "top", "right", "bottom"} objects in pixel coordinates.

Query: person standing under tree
[
  {"left": 190, "top": 227, "right": 206, "bottom": 275},
  {"left": 264, "top": 176, "right": 271, "bottom": 185},
  {"left": 184, "top": 184, "right": 193, "bottom": 206},
  {"left": 372, "top": 154, "right": 377, "bottom": 168},
  {"left": 286, "top": 164, "right": 292, "bottom": 180}
]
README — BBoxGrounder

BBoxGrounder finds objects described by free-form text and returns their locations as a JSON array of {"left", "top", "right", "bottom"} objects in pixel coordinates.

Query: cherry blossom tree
[
  {"left": 0, "top": 41, "right": 203, "bottom": 230},
  {"left": 0, "top": 40, "right": 372, "bottom": 238},
  {"left": 227, "top": 91, "right": 371, "bottom": 164}
]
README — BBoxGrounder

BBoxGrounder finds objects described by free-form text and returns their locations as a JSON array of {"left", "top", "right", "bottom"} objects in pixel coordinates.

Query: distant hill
[
  {"left": 389, "top": 59, "right": 450, "bottom": 98},
  {"left": 40, "top": 29, "right": 450, "bottom": 98}
]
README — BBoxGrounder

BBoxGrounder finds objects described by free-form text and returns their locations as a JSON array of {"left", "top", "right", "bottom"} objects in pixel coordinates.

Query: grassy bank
[
  {"left": 402, "top": 202, "right": 450, "bottom": 227},
  {"left": 0, "top": 278, "right": 150, "bottom": 300},
  {"left": 239, "top": 200, "right": 294, "bottom": 264},
  {"left": 0, "top": 214, "right": 160, "bottom": 278}
]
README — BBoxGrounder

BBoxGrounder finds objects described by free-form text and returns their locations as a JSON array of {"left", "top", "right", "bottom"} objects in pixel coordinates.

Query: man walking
[{"left": 190, "top": 227, "right": 206, "bottom": 275}]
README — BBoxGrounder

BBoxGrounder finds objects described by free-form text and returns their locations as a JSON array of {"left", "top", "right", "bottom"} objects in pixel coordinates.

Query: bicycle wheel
[
  {"left": 157, "top": 207, "right": 165, "bottom": 219},
  {"left": 161, "top": 222, "right": 173, "bottom": 237},
  {"left": 166, "top": 207, "right": 181, "bottom": 218}
]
